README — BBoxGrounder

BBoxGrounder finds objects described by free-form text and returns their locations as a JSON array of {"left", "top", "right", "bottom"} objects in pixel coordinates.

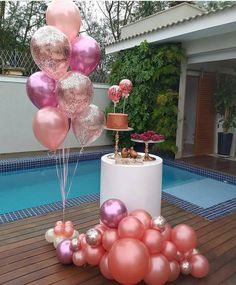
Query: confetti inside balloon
[
  {"left": 108, "top": 85, "right": 122, "bottom": 105},
  {"left": 119, "top": 79, "right": 133, "bottom": 98},
  {"left": 85, "top": 228, "right": 102, "bottom": 248},
  {"left": 180, "top": 260, "right": 192, "bottom": 275},
  {"left": 152, "top": 215, "right": 167, "bottom": 232}
]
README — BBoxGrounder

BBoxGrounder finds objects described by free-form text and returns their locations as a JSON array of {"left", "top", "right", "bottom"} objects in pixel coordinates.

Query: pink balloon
[
  {"left": 102, "top": 229, "right": 119, "bottom": 251},
  {"left": 190, "top": 254, "right": 210, "bottom": 278},
  {"left": 130, "top": 209, "right": 152, "bottom": 230},
  {"left": 46, "top": 0, "right": 81, "bottom": 43},
  {"left": 30, "top": 26, "right": 71, "bottom": 80},
  {"left": 168, "top": 260, "right": 180, "bottom": 282},
  {"left": 26, "top": 72, "right": 57, "bottom": 109},
  {"left": 161, "top": 241, "right": 177, "bottom": 261},
  {"left": 108, "top": 238, "right": 150, "bottom": 285},
  {"left": 84, "top": 245, "right": 105, "bottom": 266},
  {"left": 100, "top": 199, "right": 128, "bottom": 229},
  {"left": 143, "top": 229, "right": 163, "bottom": 254},
  {"left": 119, "top": 79, "right": 133, "bottom": 98},
  {"left": 144, "top": 254, "right": 170, "bottom": 285},
  {"left": 99, "top": 252, "right": 113, "bottom": 280},
  {"left": 161, "top": 223, "right": 172, "bottom": 241},
  {"left": 94, "top": 223, "right": 107, "bottom": 235},
  {"left": 72, "top": 250, "right": 86, "bottom": 267},
  {"left": 72, "top": 104, "right": 105, "bottom": 147},
  {"left": 118, "top": 216, "right": 145, "bottom": 240},
  {"left": 56, "top": 71, "right": 93, "bottom": 118},
  {"left": 171, "top": 224, "right": 197, "bottom": 252},
  {"left": 32, "top": 107, "right": 69, "bottom": 151},
  {"left": 108, "top": 85, "right": 122, "bottom": 104},
  {"left": 64, "top": 226, "right": 74, "bottom": 238},
  {"left": 70, "top": 35, "right": 101, "bottom": 76}
]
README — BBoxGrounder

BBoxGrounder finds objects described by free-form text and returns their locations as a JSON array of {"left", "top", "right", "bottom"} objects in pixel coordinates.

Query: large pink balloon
[
  {"left": 102, "top": 229, "right": 119, "bottom": 251},
  {"left": 143, "top": 229, "right": 163, "bottom": 254},
  {"left": 108, "top": 238, "right": 150, "bottom": 285},
  {"left": 99, "top": 252, "right": 113, "bottom": 280},
  {"left": 72, "top": 104, "right": 105, "bottom": 147},
  {"left": 130, "top": 209, "right": 152, "bottom": 230},
  {"left": 32, "top": 107, "right": 69, "bottom": 151},
  {"left": 144, "top": 254, "right": 170, "bottom": 285},
  {"left": 56, "top": 71, "right": 93, "bottom": 118},
  {"left": 190, "top": 254, "right": 210, "bottom": 278},
  {"left": 30, "top": 26, "right": 71, "bottom": 80},
  {"left": 70, "top": 35, "right": 101, "bottom": 76},
  {"left": 171, "top": 224, "right": 197, "bottom": 252},
  {"left": 118, "top": 216, "right": 145, "bottom": 240},
  {"left": 46, "top": 0, "right": 81, "bottom": 43},
  {"left": 26, "top": 72, "right": 57, "bottom": 109},
  {"left": 84, "top": 245, "right": 105, "bottom": 266},
  {"left": 161, "top": 241, "right": 177, "bottom": 261},
  {"left": 168, "top": 260, "right": 180, "bottom": 282}
]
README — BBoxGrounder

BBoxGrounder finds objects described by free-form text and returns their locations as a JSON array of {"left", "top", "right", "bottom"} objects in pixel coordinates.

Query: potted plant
[{"left": 215, "top": 73, "right": 236, "bottom": 156}]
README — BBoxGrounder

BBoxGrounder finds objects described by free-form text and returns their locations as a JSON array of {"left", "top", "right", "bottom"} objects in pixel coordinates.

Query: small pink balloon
[
  {"left": 64, "top": 226, "right": 74, "bottom": 238},
  {"left": 70, "top": 35, "right": 101, "bottom": 76},
  {"left": 84, "top": 245, "right": 105, "bottom": 266},
  {"left": 168, "top": 260, "right": 180, "bottom": 282},
  {"left": 79, "top": 234, "right": 88, "bottom": 250},
  {"left": 55, "top": 221, "right": 64, "bottom": 227},
  {"left": 161, "top": 241, "right": 177, "bottom": 261},
  {"left": 46, "top": 0, "right": 81, "bottom": 43},
  {"left": 32, "top": 107, "right": 69, "bottom": 151},
  {"left": 130, "top": 209, "right": 152, "bottom": 230},
  {"left": 100, "top": 199, "right": 128, "bottom": 229},
  {"left": 190, "top": 254, "right": 210, "bottom": 278},
  {"left": 144, "top": 254, "right": 170, "bottom": 285},
  {"left": 30, "top": 26, "right": 71, "bottom": 80},
  {"left": 56, "top": 239, "right": 73, "bottom": 264},
  {"left": 65, "top": 221, "right": 74, "bottom": 227},
  {"left": 56, "top": 71, "right": 93, "bottom": 118},
  {"left": 143, "top": 229, "right": 163, "bottom": 254},
  {"left": 102, "top": 229, "right": 119, "bottom": 251},
  {"left": 99, "top": 252, "right": 113, "bottom": 280},
  {"left": 108, "top": 85, "right": 122, "bottom": 104},
  {"left": 94, "top": 224, "right": 107, "bottom": 235},
  {"left": 161, "top": 223, "right": 172, "bottom": 241},
  {"left": 118, "top": 216, "right": 145, "bottom": 240},
  {"left": 72, "top": 250, "right": 86, "bottom": 267},
  {"left": 72, "top": 104, "right": 105, "bottom": 147},
  {"left": 26, "top": 72, "right": 57, "bottom": 109},
  {"left": 54, "top": 225, "right": 64, "bottom": 236},
  {"left": 176, "top": 250, "right": 185, "bottom": 262},
  {"left": 185, "top": 248, "right": 200, "bottom": 260},
  {"left": 171, "top": 224, "right": 197, "bottom": 253},
  {"left": 119, "top": 79, "right": 133, "bottom": 98}
]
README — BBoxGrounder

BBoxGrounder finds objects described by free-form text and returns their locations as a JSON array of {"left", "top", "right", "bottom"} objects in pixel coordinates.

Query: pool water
[{"left": 0, "top": 160, "right": 235, "bottom": 213}]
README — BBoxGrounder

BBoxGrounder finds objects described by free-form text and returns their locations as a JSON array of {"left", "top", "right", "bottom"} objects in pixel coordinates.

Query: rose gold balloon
[
  {"left": 102, "top": 229, "right": 119, "bottom": 251},
  {"left": 108, "top": 238, "right": 150, "bottom": 285},
  {"left": 84, "top": 245, "right": 105, "bottom": 266},
  {"left": 46, "top": 0, "right": 81, "bottom": 43},
  {"left": 56, "top": 221, "right": 64, "bottom": 227},
  {"left": 85, "top": 228, "right": 102, "bottom": 248},
  {"left": 30, "top": 26, "right": 71, "bottom": 80},
  {"left": 72, "top": 104, "right": 105, "bottom": 147},
  {"left": 185, "top": 248, "right": 200, "bottom": 260},
  {"left": 56, "top": 71, "right": 93, "bottom": 118},
  {"left": 54, "top": 225, "right": 64, "bottom": 236},
  {"left": 130, "top": 209, "right": 152, "bottom": 230},
  {"left": 161, "top": 223, "right": 172, "bottom": 241},
  {"left": 64, "top": 226, "right": 74, "bottom": 238},
  {"left": 161, "top": 241, "right": 177, "bottom": 261},
  {"left": 99, "top": 252, "right": 113, "bottom": 280},
  {"left": 143, "top": 229, "right": 163, "bottom": 254},
  {"left": 176, "top": 250, "right": 185, "bottom": 262},
  {"left": 70, "top": 238, "right": 80, "bottom": 252},
  {"left": 190, "top": 254, "right": 210, "bottom": 278},
  {"left": 94, "top": 224, "right": 107, "bottom": 235},
  {"left": 168, "top": 260, "right": 180, "bottom": 282},
  {"left": 72, "top": 250, "right": 86, "bottom": 266},
  {"left": 32, "top": 107, "right": 69, "bottom": 151},
  {"left": 118, "top": 216, "right": 145, "bottom": 240},
  {"left": 144, "top": 254, "right": 170, "bottom": 285},
  {"left": 171, "top": 224, "right": 197, "bottom": 252}
]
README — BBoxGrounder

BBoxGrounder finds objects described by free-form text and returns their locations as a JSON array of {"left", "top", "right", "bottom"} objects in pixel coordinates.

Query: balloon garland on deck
[{"left": 45, "top": 198, "right": 210, "bottom": 285}]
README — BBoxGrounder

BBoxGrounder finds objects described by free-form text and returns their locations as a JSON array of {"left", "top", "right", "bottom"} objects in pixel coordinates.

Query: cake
[{"left": 106, "top": 113, "right": 128, "bottom": 129}]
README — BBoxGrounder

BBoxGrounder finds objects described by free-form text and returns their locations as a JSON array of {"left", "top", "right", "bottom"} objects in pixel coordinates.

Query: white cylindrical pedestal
[{"left": 100, "top": 154, "right": 163, "bottom": 216}]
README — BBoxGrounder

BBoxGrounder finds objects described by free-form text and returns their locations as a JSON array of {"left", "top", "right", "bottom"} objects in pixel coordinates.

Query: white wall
[{"left": 0, "top": 76, "right": 112, "bottom": 154}]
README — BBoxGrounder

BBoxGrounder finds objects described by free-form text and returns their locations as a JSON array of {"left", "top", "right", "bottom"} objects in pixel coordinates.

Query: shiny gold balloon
[
  {"left": 85, "top": 228, "right": 102, "bottom": 247},
  {"left": 70, "top": 238, "right": 81, "bottom": 252},
  {"left": 180, "top": 260, "right": 192, "bottom": 275},
  {"left": 152, "top": 215, "right": 167, "bottom": 232}
]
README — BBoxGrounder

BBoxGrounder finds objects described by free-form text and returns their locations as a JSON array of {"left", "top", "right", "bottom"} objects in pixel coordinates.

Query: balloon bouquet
[
  {"left": 26, "top": 0, "right": 105, "bottom": 222},
  {"left": 46, "top": 198, "right": 210, "bottom": 285}
]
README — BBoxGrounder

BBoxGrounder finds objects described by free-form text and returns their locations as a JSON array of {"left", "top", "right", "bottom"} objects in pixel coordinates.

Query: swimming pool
[{"left": 0, "top": 159, "right": 236, "bottom": 220}]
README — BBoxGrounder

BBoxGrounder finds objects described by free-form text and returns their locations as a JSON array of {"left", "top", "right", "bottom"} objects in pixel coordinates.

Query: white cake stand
[{"left": 104, "top": 127, "right": 133, "bottom": 158}]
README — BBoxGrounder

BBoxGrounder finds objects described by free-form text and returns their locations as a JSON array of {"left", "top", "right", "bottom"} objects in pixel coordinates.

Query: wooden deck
[
  {"left": 0, "top": 201, "right": 235, "bottom": 285},
  {"left": 180, "top": 155, "right": 236, "bottom": 176}
]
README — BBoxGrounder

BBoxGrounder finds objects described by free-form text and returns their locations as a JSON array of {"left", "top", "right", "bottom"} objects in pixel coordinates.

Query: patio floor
[
  {"left": 0, "top": 201, "right": 235, "bottom": 285},
  {"left": 180, "top": 155, "right": 236, "bottom": 176}
]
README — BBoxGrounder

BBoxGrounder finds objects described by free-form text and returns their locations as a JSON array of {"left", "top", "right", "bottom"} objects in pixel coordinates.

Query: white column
[{"left": 175, "top": 59, "right": 187, "bottom": 159}]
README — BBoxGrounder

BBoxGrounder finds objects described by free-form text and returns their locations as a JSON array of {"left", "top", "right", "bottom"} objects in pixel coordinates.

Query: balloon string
[
  {"left": 66, "top": 147, "right": 84, "bottom": 200},
  {"left": 123, "top": 98, "right": 126, "bottom": 114}
]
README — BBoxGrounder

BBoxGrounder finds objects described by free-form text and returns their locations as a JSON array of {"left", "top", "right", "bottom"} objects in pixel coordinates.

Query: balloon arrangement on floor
[
  {"left": 26, "top": 0, "right": 106, "bottom": 217},
  {"left": 45, "top": 198, "right": 210, "bottom": 285}
]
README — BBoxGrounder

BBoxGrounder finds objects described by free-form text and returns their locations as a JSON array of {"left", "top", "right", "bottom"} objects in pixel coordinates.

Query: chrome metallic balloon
[
  {"left": 70, "top": 238, "right": 81, "bottom": 252},
  {"left": 180, "top": 260, "right": 192, "bottom": 275},
  {"left": 152, "top": 216, "right": 167, "bottom": 231},
  {"left": 85, "top": 228, "right": 102, "bottom": 247}
]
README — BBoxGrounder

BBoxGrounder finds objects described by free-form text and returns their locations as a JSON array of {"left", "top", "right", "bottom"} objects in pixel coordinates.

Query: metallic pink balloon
[
  {"left": 56, "top": 239, "right": 73, "bottom": 264},
  {"left": 72, "top": 104, "right": 105, "bottom": 147},
  {"left": 26, "top": 71, "right": 57, "bottom": 109},
  {"left": 56, "top": 71, "right": 93, "bottom": 118},
  {"left": 32, "top": 107, "right": 69, "bottom": 151},
  {"left": 100, "top": 199, "right": 128, "bottom": 228},
  {"left": 46, "top": 0, "right": 81, "bottom": 43},
  {"left": 70, "top": 35, "right": 101, "bottom": 76},
  {"left": 30, "top": 26, "right": 71, "bottom": 80}
]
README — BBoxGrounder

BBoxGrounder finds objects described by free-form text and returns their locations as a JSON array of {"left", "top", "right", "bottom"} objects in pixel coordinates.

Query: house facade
[{"left": 106, "top": 3, "right": 236, "bottom": 158}]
